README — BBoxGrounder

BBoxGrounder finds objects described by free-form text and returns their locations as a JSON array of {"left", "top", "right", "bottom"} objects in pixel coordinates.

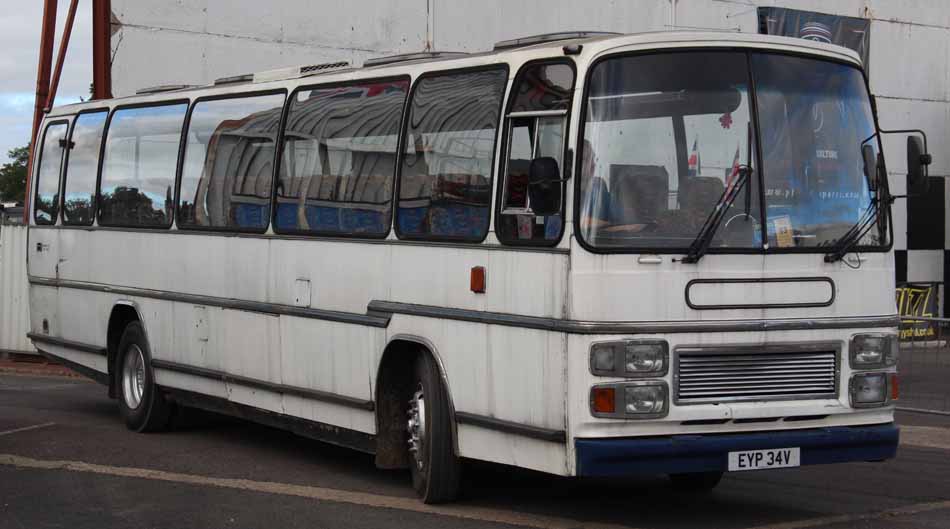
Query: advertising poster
[
  {"left": 758, "top": 7, "right": 871, "bottom": 70},
  {"left": 896, "top": 282, "right": 940, "bottom": 340}
]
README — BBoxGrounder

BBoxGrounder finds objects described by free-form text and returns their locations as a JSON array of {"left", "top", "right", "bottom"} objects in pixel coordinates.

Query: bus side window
[
  {"left": 62, "top": 111, "right": 108, "bottom": 226},
  {"left": 99, "top": 103, "right": 188, "bottom": 228},
  {"left": 396, "top": 67, "right": 508, "bottom": 242},
  {"left": 497, "top": 62, "right": 574, "bottom": 245},
  {"left": 276, "top": 78, "right": 409, "bottom": 237},
  {"left": 33, "top": 121, "right": 69, "bottom": 225},
  {"left": 178, "top": 93, "right": 285, "bottom": 232}
]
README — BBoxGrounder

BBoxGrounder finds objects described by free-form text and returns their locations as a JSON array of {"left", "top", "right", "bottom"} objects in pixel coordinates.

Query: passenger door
[{"left": 29, "top": 119, "right": 70, "bottom": 279}]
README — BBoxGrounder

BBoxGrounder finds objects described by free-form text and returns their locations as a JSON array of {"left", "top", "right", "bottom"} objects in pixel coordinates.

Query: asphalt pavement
[{"left": 2, "top": 371, "right": 950, "bottom": 529}]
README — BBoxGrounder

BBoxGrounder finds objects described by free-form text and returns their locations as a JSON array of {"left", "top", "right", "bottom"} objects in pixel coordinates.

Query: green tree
[{"left": 0, "top": 145, "right": 29, "bottom": 203}]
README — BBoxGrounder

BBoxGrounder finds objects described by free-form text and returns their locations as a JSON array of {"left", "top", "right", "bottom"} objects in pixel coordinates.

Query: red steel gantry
[{"left": 24, "top": 0, "right": 111, "bottom": 222}]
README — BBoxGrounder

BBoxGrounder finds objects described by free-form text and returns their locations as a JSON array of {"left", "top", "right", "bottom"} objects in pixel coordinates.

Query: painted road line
[
  {"left": 900, "top": 425, "right": 950, "bottom": 451},
  {"left": 745, "top": 499, "right": 950, "bottom": 529},
  {"left": 0, "top": 454, "right": 631, "bottom": 529},
  {"left": 0, "top": 382, "right": 82, "bottom": 391},
  {"left": 898, "top": 407, "right": 950, "bottom": 417},
  {"left": 0, "top": 422, "right": 56, "bottom": 438}
]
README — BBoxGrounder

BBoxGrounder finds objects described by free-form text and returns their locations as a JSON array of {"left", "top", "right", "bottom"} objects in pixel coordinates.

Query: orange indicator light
[
  {"left": 592, "top": 387, "right": 616, "bottom": 414},
  {"left": 890, "top": 374, "right": 899, "bottom": 401},
  {"left": 470, "top": 266, "right": 486, "bottom": 293}
]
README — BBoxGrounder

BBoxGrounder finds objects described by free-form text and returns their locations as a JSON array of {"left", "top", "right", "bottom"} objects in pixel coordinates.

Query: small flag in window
[
  {"left": 688, "top": 137, "right": 701, "bottom": 178},
  {"left": 726, "top": 142, "right": 741, "bottom": 189}
]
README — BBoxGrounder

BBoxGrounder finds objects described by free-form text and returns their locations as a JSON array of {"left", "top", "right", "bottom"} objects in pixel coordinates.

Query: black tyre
[
  {"left": 669, "top": 471, "right": 724, "bottom": 492},
  {"left": 116, "top": 321, "right": 173, "bottom": 432},
  {"left": 407, "top": 354, "right": 461, "bottom": 503}
]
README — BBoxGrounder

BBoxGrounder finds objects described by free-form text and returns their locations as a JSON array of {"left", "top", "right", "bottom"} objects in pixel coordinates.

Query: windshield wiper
[
  {"left": 824, "top": 134, "right": 889, "bottom": 263},
  {"left": 823, "top": 200, "right": 882, "bottom": 263},
  {"left": 680, "top": 165, "right": 752, "bottom": 264}
]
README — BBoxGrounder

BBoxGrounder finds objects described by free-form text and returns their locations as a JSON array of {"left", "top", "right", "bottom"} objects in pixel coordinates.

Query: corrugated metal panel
[{"left": 0, "top": 223, "right": 35, "bottom": 354}]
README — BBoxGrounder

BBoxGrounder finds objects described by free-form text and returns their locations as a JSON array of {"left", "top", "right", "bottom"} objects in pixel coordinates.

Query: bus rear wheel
[
  {"left": 669, "top": 471, "right": 724, "bottom": 492},
  {"left": 407, "top": 354, "right": 460, "bottom": 503},
  {"left": 117, "top": 322, "right": 173, "bottom": 432}
]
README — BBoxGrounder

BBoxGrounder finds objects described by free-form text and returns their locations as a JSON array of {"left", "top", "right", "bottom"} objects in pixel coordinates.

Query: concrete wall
[{"left": 108, "top": 0, "right": 950, "bottom": 288}]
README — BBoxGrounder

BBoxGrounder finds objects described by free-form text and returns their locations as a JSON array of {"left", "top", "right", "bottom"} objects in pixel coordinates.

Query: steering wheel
[{"left": 720, "top": 212, "right": 760, "bottom": 247}]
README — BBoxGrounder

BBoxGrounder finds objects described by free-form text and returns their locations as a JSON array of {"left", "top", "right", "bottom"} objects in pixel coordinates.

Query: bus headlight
[
  {"left": 590, "top": 340, "right": 668, "bottom": 377},
  {"left": 850, "top": 373, "right": 887, "bottom": 407},
  {"left": 850, "top": 334, "right": 898, "bottom": 369},
  {"left": 625, "top": 384, "right": 667, "bottom": 414},
  {"left": 590, "top": 381, "right": 668, "bottom": 419}
]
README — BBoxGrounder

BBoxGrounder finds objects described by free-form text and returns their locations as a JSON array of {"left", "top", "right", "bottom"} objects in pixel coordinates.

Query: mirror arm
[
  {"left": 527, "top": 178, "right": 570, "bottom": 194},
  {"left": 879, "top": 127, "right": 928, "bottom": 151},
  {"left": 529, "top": 178, "right": 570, "bottom": 185}
]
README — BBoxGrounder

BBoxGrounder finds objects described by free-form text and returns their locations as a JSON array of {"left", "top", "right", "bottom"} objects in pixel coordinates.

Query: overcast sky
[{"left": 0, "top": 1, "right": 91, "bottom": 164}]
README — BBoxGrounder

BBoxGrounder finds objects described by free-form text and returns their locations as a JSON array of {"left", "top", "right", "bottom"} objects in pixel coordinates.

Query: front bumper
[{"left": 575, "top": 423, "right": 899, "bottom": 477}]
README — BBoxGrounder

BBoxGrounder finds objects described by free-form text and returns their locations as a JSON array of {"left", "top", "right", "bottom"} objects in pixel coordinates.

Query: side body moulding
[{"left": 29, "top": 277, "right": 899, "bottom": 335}]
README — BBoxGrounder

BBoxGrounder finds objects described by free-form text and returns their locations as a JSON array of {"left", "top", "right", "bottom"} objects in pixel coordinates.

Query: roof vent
[
  {"left": 214, "top": 73, "right": 254, "bottom": 86},
  {"left": 135, "top": 84, "right": 197, "bottom": 95},
  {"left": 212, "top": 61, "right": 350, "bottom": 87},
  {"left": 363, "top": 51, "right": 469, "bottom": 68},
  {"left": 253, "top": 61, "right": 350, "bottom": 83},
  {"left": 493, "top": 31, "right": 621, "bottom": 51}
]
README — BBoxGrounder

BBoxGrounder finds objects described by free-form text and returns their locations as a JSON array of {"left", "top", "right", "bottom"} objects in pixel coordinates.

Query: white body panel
[
  {"left": 28, "top": 32, "right": 895, "bottom": 477},
  {"left": 570, "top": 250, "right": 894, "bottom": 322}
]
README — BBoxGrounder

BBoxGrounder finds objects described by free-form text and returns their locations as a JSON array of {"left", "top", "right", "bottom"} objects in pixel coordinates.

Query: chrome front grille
[{"left": 675, "top": 346, "right": 838, "bottom": 404}]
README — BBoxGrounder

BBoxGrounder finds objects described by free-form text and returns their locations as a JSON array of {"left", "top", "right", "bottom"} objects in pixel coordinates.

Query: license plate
[{"left": 728, "top": 447, "right": 800, "bottom": 471}]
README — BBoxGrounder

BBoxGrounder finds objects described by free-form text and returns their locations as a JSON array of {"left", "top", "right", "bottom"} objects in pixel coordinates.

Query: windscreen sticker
[{"left": 773, "top": 215, "right": 794, "bottom": 248}]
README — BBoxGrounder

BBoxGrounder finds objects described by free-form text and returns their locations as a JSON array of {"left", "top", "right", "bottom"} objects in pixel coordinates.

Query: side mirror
[
  {"left": 527, "top": 156, "right": 561, "bottom": 216},
  {"left": 862, "top": 144, "right": 878, "bottom": 192},
  {"left": 907, "top": 135, "right": 932, "bottom": 195}
]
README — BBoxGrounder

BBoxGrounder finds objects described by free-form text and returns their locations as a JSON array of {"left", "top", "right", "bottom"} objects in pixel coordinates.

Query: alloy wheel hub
[
  {"left": 121, "top": 344, "right": 146, "bottom": 410},
  {"left": 407, "top": 385, "right": 426, "bottom": 471}
]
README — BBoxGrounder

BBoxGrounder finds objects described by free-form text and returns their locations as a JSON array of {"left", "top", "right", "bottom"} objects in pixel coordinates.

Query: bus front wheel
[
  {"left": 407, "top": 353, "right": 460, "bottom": 503},
  {"left": 116, "top": 321, "right": 173, "bottom": 432}
]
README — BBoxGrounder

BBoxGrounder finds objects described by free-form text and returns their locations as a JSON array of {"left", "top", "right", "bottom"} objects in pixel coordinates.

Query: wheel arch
[
  {"left": 373, "top": 334, "right": 459, "bottom": 469},
  {"left": 106, "top": 300, "right": 144, "bottom": 399}
]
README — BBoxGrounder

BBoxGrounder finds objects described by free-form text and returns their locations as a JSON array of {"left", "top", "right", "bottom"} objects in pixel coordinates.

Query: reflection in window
[
  {"left": 99, "top": 104, "right": 187, "bottom": 227},
  {"left": 179, "top": 94, "right": 284, "bottom": 231},
  {"left": 63, "top": 111, "right": 107, "bottom": 225},
  {"left": 509, "top": 63, "right": 573, "bottom": 113},
  {"left": 753, "top": 54, "right": 881, "bottom": 248},
  {"left": 276, "top": 80, "right": 408, "bottom": 236},
  {"left": 397, "top": 68, "right": 507, "bottom": 241},
  {"left": 498, "top": 62, "right": 574, "bottom": 244},
  {"left": 34, "top": 122, "right": 68, "bottom": 225}
]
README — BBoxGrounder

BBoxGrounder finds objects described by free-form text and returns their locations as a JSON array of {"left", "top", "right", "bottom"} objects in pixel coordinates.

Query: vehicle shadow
[
  {"left": 171, "top": 406, "right": 815, "bottom": 528},
  {"left": 458, "top": 459, "right": 783, "bottom": 528},
  {"left": 170, "top": 406, "right": 414, "bottom": 495}
]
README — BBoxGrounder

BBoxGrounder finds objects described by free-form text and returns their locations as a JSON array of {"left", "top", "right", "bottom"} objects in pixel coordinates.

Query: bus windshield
[{"left": 579, "top": 51, "right": 884, "bottom": 252}]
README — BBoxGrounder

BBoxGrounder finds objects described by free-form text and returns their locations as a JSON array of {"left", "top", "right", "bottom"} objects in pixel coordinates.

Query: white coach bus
[{"left": 27, "top": 31, "right": 930, "bottom": 503}]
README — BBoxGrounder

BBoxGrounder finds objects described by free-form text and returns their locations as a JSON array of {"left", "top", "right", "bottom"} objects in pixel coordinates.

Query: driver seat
[
  {"left": 608, "top": 164, "right": 669, "bottom": 226},
  {"left": 679, "top": 176, "right": 725, "bottom": 214}
]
